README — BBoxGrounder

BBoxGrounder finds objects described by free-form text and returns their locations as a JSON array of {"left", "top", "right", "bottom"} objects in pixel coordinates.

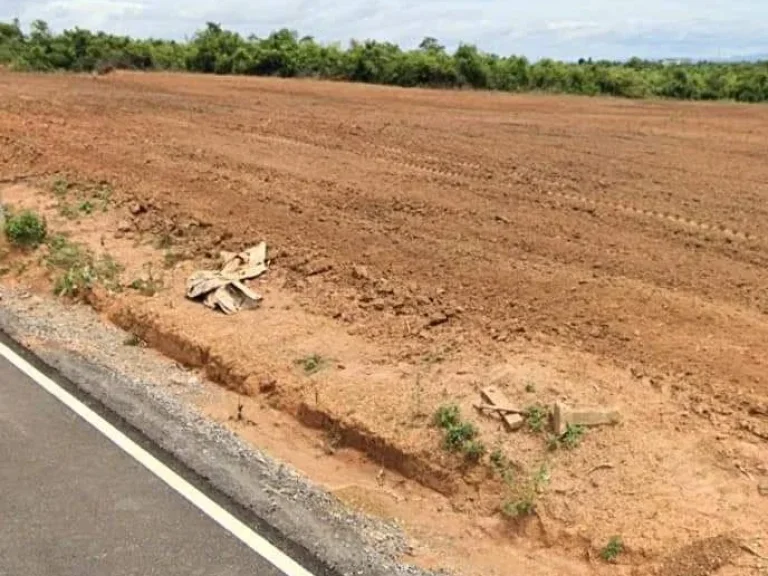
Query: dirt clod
[
  {"left": 259, "top": 377, "right": 277, "bottom": 394},
  {"left": 352, "top": 265, "right": 370, "bottom": 280},
  {"left": 129, "top": 202, "right": 146, "bottom": 215}
]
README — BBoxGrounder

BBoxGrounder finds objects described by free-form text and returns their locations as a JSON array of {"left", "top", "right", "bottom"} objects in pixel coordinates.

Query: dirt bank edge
[{"left": 0, "top": 292, "right": 430, "bottom": 576}]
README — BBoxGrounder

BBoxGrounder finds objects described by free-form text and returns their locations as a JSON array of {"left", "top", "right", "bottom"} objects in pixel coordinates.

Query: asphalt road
[{"left": 0, "top": 355, "right": 285, "bottom": 576}]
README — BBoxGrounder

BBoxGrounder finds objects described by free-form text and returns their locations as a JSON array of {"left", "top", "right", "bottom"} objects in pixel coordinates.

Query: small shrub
[
  {"left": 500, "top": 463, "right": 550, "bottom": 520},
  {"left": 463, "top": 439, "right": 487, "bottom": 463},
  {"left": 547, "top": 424, "right": 586, "bottom": 451},
  {"left": 94, "top": 183, "right": 113, "bottom": 211},
  {"left": 502, "top": 497, "right": 536, "bottom": 518},
  {"left": 46, "top": 235, "right": 123, "bottom": 298},
  {"left": 547, "top": 435, "right": 560, "bottom": 452},
  {"left": 433, "top": 404, "right": 460, "bottom": 428},
  {"left": 433, "top": 404, "right": 486, "bottom": 463},
  {"left": 525, "top": 404, "right": 547, "bottom": 433},
  {"left": 163, "top": 250, "right": 184, "bottom": 269},
  {"left": 533, "top": 463, "right": 551, "bottom": 491},
  {"left": 54, "top": 264, "right": 96, "bottom": 298},
  {"left": 560, "top": 424, "right": 586, "bottom": 449},
  {"left": 600, "top": 536, "right": 624, "bottom": 562},
  {"left": 77, "top": 200, "right": 95, "bottom": 215},
  {"left": 490, "top": 448, "right": 515, "bottom": 483},
  {"left": 59, "top": 203, "right": 79, "bottom": 219},
  {"left": 443, "top": 420, "right": 478, "bottom": 451},
  {"left": 52, "top": 179, "right": 112, "bottom": 218},
  {"left": 525, "top": 382, "right": 536, "bottom": 393},
  {"left": 128, "top": 264, "right": 162, "bottom": 296},
  {"left": 95, "top": 254, "right": 123, "bottom": 290},
  {"left": 490, "top": 448, "right": 505, "bottom": 469},
  {"left": 4, "top": 209, "right": 47, "bottom": 247},
  {"left": 52, "top": 178, "right": 69, "bottom": 197},
  {"left": 123, "top": 334, "right": 141, "bottom": 346},
  {"left": 295, "top": 353, "right": 324, "bottom": 375},
  {"left": 46, "top": 234, "right": 87, "bottom": 268},
  {"left": 155, "top": 233, "right": 174, "bottom": 249}
]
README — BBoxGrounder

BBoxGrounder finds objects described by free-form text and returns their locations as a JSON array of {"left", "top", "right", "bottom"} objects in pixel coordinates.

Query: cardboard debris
[
  {"left": 551, "top": 401, "right": 621, "bottom": 436},
  {"left": 479, "top": 386, "right": 525, "bottom": 431},
  {"left": 186, "top": 242, "right": 267, "bottom": 314}
]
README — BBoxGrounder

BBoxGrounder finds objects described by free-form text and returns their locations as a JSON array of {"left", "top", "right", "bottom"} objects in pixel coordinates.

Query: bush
[
  {"left": 433, "top": 404, "right": 486, "bottom": 463},
  {"left": 4, "top": 209, "right": 47, "bottom": 247}
]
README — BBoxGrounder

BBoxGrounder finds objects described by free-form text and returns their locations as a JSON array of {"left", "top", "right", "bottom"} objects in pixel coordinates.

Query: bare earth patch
[{"left": 2, "top": 70, "right": 768, "bottom": 576}]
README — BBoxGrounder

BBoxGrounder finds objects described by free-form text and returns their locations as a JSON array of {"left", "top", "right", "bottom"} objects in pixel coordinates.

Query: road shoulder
[{"left": 0, "top": 288, "right": 425, "bottom": 576}]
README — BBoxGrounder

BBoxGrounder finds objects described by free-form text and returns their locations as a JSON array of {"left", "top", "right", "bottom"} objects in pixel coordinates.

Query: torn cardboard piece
[{"left": 186, "top": 242, "right": 267, "bottom": 315}]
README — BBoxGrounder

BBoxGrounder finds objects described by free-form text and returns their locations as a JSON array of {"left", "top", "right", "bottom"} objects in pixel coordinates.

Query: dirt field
[{"left": 2, "top": 71, "right": 768, "bottom": 575}]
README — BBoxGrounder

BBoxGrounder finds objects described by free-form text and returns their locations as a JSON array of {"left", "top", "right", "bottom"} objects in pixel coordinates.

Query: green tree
[{"left": 3, "top": 18, "right": 768, "bottom": 103}]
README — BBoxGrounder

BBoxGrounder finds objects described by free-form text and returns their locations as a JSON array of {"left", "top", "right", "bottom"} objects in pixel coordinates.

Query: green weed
[
  {"left": 123, "top": 334, "right": 141, "bottom": 346},
  {"left": 163, "top": 250, "right": 184, "bottom": 269},
  {"left": 502, "top": 497, "right": 536, "bottom": 518},
  {"left": 52, "top": 178, "right": 69, "bottom": 197},
  {"left": 433, "top": 404, "right": 460, "bottom": 429},
  {"left": 443, "top": 421, "right": 478, "bottom": 451},
  {"left": 547, "top": 424, "right": 587, "bottom": 451},
  {"left": 500, "top": 463, "right": 550, "bottom": 520},
  {"left": 155, "top": 233, "right": 174, "bottom": 249},
  {"left": 600, "top": 536, "right": 624, "bottom": 563},
  {"left": 47, "top": 235, "right": 122, "bottom": 298},
  {"left": 525, "top": 381, "right": 536, "bottom": 393},
  {"left": 128, "top": 264, "right": 162, "bottom": 296},
  {"left": 53, "top": 179, "right": 113, "bottom": 218},
  {"left": 295, "top": 353, "right": 324, "bottom": 375},
  {"left": 525, "top": 404, "right": 547, "bottom": 433},
  {"left": 560, "top": 424, "right": 586, "bottom": 449},
  {"left": 490, "top": 448, "right": 515, "bottom": 484},
  {"left": 433, "top": 404, "right": 486, "bottom": 463}
]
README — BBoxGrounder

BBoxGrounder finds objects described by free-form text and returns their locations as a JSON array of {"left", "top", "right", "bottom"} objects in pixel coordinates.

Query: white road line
[{"left": 0, "top": 341, "right": 316, "bottom": 576}]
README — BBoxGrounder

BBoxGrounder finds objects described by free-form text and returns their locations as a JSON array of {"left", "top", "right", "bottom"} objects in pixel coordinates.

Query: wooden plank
[
  {"left": 473, "top": 403, "right": 525, "bottom": 415},
  {"left": 480, "top": 386, "right": 524, "bottom": 431}
]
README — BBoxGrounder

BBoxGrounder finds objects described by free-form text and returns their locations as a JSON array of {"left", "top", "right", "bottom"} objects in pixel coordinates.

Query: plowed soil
[{"left": 2, "top": 71, "right": 768, "bottom": 575}]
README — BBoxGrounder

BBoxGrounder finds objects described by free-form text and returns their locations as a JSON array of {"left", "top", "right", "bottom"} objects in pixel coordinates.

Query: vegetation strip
[{"left": 2, "top": 20, "right": 768, "bottom": 102}]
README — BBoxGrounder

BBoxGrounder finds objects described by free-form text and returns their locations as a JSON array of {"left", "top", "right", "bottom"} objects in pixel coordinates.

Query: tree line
[{"left": 2, "top": 19, "right": 768, "bottom": 102}]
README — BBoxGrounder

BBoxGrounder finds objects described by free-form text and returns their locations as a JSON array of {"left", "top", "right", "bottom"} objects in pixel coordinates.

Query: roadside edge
[{"left": 0, "top": 295, "right": 428, "bottom": 576}]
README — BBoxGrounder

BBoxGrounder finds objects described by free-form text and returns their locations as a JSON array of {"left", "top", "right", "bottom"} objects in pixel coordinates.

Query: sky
[{"left": 2, "top": 0, "right": 768, "bottom": 61}]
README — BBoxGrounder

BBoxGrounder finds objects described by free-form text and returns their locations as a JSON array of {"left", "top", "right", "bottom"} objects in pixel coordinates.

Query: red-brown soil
[{"left": 2, "top": 71, "right": 768, "bottom": 576}]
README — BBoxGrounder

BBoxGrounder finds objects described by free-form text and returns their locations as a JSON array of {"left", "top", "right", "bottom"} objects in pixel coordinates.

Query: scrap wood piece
[
  {"left": 473, "top": 403, "right": 526, "bottom": 415},
  {"left": 552, "top": 401, "right": 622, "bottom": 436},
  {"left": 480, "top": 386, "right": 524, "bottom": 431},
  {"left": 186, "top": 241, "right": 267, "bottom": 314}
]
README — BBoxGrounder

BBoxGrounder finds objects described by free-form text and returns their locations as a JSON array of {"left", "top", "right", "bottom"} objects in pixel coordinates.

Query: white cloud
[{"left": 2, "top": 0, "right": 768, "bottom": 60}]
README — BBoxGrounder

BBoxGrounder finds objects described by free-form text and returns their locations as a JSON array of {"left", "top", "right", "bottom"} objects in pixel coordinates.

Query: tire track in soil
[{"left": 246, "top": 127, "right": 764, "bottom": 249}]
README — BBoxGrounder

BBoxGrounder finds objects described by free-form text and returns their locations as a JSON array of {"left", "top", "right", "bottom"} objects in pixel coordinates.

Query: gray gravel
[{"left": 0, "top": 286, "right": 433, "bottom": 576}]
